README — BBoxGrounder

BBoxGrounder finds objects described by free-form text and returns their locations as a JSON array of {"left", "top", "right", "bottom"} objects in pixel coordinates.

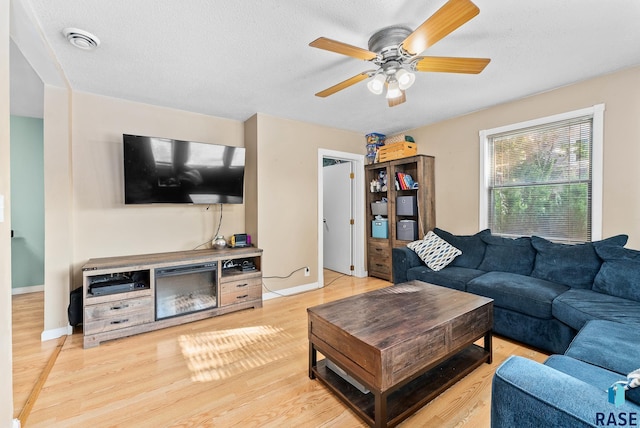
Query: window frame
[{"left": 479, "top": 104, "right": 604, "bottom": 241}]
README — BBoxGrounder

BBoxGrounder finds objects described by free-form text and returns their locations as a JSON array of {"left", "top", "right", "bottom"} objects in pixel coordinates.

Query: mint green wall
[{"left": 10, "top": 115, "right": 44, "bottom": 289}]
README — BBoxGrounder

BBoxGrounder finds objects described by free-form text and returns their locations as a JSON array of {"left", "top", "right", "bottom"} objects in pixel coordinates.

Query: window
[{"left": 479, "top": 104, "right": 604, "bottom": 243}]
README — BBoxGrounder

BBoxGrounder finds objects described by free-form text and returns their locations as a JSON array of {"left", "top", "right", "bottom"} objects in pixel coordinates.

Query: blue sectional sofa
[
  {"left": 392, "top": 228, "right": 640, "bottom": 354},
  {"left": 492, "top": 319, "right": 640, "bottom": 427}
]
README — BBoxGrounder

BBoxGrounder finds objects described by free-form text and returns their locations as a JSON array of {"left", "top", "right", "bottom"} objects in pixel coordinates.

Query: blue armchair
[{"left": 491, "top": 320, "right": 640, "bottom": 427}]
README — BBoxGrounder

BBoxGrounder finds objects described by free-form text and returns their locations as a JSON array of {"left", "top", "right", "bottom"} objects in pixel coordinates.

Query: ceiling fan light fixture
[
  {"left": 396, "top": 69, "right": 415, "bottom": 90},
  {"left": 386, "top": 80, "right": 402, "bottom": 99},
  {"left": 367, "top": 73, "right": 386, "bottom": 95}
]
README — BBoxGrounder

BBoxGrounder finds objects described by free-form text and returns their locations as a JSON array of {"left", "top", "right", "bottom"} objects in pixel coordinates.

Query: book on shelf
[{"left": 395, "top": 172, "right": 414, "bottom": 190}]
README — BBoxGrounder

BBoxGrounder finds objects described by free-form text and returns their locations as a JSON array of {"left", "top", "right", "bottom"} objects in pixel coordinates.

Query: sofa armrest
[
  {"left": 492, "top": 356, "right": 640, "bottom": 428},
  {"left": 392, "top": 247, "right": 423, "bottom": 284}
]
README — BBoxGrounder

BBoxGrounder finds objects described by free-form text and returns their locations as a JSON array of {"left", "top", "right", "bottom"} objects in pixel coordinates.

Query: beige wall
[
  {"left": 45, "top": 91, "right": 363, "bottom": 335},
  {"left": 1, "top": 0, "right": 14, "bottom": 422},
  {"left": 244, "top": 115, "right": 258, "bottom": 243},
  {"left": 251, "top": 113, "right": 363, "bottom": 291},
  {"left": 408, "top": 65, "right": 640, "bottom": 248},
  {"left": 43, "top": 85, "right": 73, "bottom": 334},
  {"left": 70, "top": 92, "right": 245, "bottom": 279}
]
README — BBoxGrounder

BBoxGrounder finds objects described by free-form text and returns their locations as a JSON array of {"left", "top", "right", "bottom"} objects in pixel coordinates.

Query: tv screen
[{"left": 123, "top": 134, "right": 245, "bottom": 204}]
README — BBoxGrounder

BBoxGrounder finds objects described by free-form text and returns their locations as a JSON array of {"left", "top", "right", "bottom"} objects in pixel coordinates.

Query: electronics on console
[
  {"left": 229, "top": 233, "right": 251, "bottom": 248},
  {"left": 241, "top": 260, "right": 256, "bottom": 271},
  {"left": 222, "top": 258, "right": 256, "bottom": 273},
  {"left": 88, "top": 273, "right": 148, "bottom": 296}
]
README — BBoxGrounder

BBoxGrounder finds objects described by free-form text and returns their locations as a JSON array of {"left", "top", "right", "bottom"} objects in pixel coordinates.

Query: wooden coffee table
[{"left": 308, "top": 281, "right": 493, "bottom": 428}]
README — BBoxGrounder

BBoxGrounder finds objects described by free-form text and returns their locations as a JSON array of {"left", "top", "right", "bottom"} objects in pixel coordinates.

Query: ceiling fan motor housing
[{"left": 368, "top": 25, "right": 413, "bottom": 62}]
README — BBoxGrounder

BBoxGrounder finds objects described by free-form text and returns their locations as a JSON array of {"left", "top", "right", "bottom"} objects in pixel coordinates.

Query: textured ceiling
[{"left": 10, "top": 0, "right": 640, "bottom": 135}]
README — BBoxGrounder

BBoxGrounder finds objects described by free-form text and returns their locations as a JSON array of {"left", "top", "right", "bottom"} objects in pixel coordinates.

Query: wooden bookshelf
[{"left": 365, "top": 155, "right": 435, "bottom": 281}]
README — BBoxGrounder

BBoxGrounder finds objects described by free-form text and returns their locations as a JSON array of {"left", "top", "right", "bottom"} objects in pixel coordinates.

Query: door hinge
[
  {"left": 350, "top": 219, "right": 355, "bottom": 225},
  {"left": 350, "top": 265, "right": 354, "bottom": 271},
  {"left": 349, "top": 172, "right": 355, "bottom": 179}
]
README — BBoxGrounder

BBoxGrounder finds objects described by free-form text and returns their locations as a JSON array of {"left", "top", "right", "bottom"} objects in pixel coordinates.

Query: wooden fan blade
[
  {"left": 315, "top": 72, "right": 370, "bottom": 98},
  {"left": 309, "top": 37, "right": 377, "bottom": 61},
  {"left": 401, "top": 0, "right": 479, "bottom": 55},
  {"left": 388, "top": 90, "right": 406, "bottom": 107},
  {"left": 413, "top": 56, "right": 490, "bottom": 74}
]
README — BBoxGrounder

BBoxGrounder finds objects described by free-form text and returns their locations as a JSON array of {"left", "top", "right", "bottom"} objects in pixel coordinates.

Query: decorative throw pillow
[
  {"left": 611, "top": 368, "right": 640, "bottom": 406},
  {"left": 531, "top": 235, "right": 628, "bottom": 289},
  {"left": 433, "top": 228, "right": 490, "bottom": 269},
  {"left": 628, "top": 368, "right": 640, "bottom": 389},
  {"left": 407, "top": 231, "right": 462, "bottom": 271},
  {"left": 593, "top": 245, "right": 640, "bottom": 302},
  {"left": 477, "top": 234, "right": 536, "bottom": 275}
]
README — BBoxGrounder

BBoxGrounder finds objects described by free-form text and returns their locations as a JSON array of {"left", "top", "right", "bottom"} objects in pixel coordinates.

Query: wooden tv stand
[{"left": 81, "top": 247, "right": 262, "bottom": 348}]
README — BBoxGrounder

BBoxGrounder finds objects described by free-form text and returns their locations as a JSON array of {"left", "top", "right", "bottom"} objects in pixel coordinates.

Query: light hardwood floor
[{"left": 13, "top": 272, "right": 548, "bottom": 427}]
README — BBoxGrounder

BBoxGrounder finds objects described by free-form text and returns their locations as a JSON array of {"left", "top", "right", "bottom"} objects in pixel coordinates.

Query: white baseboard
[
  {"left": 262, "top": 281, "right": 319, "bottom": 300},
  {"left": 11, "top": 284, "right": 44, "bottom": 295},
  {"left": 41, "top": 325, "right": 72, "bottom": 342},
  {"left": 12, "top": 418, "right": 21, "bottom": 428}
]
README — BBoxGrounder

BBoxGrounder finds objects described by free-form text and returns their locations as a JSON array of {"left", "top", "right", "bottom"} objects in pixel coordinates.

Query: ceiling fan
[{"left": 309, "top": 0, "right": 490, "bottom": 107}]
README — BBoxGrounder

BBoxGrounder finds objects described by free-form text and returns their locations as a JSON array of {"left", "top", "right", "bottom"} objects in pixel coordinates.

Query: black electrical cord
[
  {"left": 263, "top": 266, "right": 307, "bottom": 279},
  {"left": 193, "top": 203, "right": 224, "bottom": 250},
  {"left": 324, "top": 273, "right": 347, "bottom": 287},
  {"left": 262, "top": 268, "right": 348, "bottom": 298},
  {"left": 212, "top": 203, "right": 223, "bottom": 240}
]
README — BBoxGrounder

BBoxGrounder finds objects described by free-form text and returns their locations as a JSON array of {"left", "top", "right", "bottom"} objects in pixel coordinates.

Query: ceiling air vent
[{"left": 62, "top": 28, "right": 100, "bottom": 50}]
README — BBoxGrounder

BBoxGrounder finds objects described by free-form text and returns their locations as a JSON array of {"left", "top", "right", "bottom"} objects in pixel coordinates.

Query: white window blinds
[{"left": 487, "top": 116, "right": 593, "bottom": 243}]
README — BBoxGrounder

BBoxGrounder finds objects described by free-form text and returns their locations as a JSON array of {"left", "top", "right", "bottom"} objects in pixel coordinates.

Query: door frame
[
  {"left": 322, "top": 160, "right": 354, "bottom": 276},
  {"left": 317, "top": 149, "right": 366, "bottom": 288}
]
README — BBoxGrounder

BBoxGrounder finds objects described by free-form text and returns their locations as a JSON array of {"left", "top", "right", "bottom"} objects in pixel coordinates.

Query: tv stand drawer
[
  {"left": 220, "top": 278, "right": 261, "bottom": 306},
  {"left": 84, "top": 297, "right": 153, "bottom": 334}
]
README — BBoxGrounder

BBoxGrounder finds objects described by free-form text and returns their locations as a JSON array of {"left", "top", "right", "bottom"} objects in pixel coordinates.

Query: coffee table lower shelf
[{"left": 310, "top": 344, "right": 490, "bottom": 428}]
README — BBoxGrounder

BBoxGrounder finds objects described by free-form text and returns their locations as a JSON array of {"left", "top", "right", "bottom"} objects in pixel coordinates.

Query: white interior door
[{"left": 323, "top": 161, "right": 353, "bottom": 275}]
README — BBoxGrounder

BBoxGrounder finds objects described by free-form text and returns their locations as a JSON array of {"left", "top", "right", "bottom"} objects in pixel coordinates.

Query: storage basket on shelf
[
  {"left": 370, "top": 201, "right": 388, "bottom": 216},
  {"left": 385, "top": 134, "right": 414, "bottom": 145},
  {"left": 377, "top": 141, "right": 417, "bottom": 162}
]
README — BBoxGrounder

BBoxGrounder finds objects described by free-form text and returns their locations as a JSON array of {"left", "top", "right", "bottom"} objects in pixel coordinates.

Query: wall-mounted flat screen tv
[{"left": 123, "top": 134, "right": 245, "bottom": 204}]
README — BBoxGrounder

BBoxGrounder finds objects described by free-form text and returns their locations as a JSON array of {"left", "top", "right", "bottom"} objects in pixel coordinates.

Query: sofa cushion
[
  {"left": 467, "top": 271, "right": 569, "bottom": 319},
  {"left": 544, "top": 355, "right": 640, "bottom": 405},
  {"left": 433, "top": 228, "right": 490, "bottom": 269},
  {"left": 564, "top": 319, "right": 640, "bottom": 406},
  {"left": 552, "top": 289, "right": 640, "bottom": 330},
  {"left": 407, "top": 231, "right": 461, "bottom": 271},
  {"left": 477, "top": 235, "right": 536, "bottom": 275},
  {"left": 593, "top": 245, "right": 640, "bottom": 302},
  {"left": 406, "top": 266, "right": 485, "bottom": 291},
  {"left": 531, "top": 235, "right": 628, "bottom": 289},
  {"left": 565, "top": 320, "right": 640, "bottom": 376}
]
